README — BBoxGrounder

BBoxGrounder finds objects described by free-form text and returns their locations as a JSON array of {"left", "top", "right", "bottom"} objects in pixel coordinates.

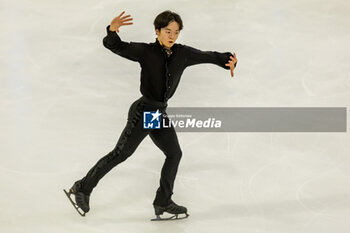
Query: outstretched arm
[
  {"left": 184, "top": 45, "right": 238, "bottom": 77},
  {"left": 103, "top": 11, "right": 145, "bottom": 62}
]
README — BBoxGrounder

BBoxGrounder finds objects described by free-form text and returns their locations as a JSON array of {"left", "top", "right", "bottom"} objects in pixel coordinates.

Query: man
[{"left": 64, "top": 10, "right": 237, "bottom": 220}]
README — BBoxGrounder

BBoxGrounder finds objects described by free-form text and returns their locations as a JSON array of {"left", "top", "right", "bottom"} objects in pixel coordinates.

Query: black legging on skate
[{"left": 79, "top": 96, "right": 182, "bottom": 206}]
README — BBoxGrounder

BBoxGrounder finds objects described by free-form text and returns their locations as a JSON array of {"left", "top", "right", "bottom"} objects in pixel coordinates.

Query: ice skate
[
  {"left": 63, "top": 180, "right": 90, "bottom": 217},
  {"left": 151, "top": 200, "right": 189, "bottom": 221}
]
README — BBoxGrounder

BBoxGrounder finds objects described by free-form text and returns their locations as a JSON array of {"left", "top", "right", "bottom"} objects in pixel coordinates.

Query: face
[{"left": 155, "top": 21, "right": 180, "bottom": 49}]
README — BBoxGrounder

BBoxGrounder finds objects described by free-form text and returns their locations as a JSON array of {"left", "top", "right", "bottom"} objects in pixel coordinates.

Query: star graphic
[{"left": 151, "top": 109, "right": 162, "bottom": 122}]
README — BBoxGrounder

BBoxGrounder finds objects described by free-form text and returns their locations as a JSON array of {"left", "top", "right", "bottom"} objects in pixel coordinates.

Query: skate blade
[
  {"left": 63, "top": 189, "right": 86, "bottom": 217},
  {"left": 150, "top": 213, "right": 189, "bottom": 221}
]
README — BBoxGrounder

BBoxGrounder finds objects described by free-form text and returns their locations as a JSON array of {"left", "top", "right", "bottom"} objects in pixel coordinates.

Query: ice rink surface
[{"left": 1, "top": 0, "right": 349, "bottom": 232}]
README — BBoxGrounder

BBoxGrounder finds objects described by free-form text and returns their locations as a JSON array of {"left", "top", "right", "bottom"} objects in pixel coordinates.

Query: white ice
[{"left": 1, "top": 0, "right": 349, "bottom": 232}]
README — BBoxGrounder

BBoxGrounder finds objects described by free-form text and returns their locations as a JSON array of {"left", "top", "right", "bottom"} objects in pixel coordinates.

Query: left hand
[{"left": 225, "top": 53, "right": 238, "bottom": 77}]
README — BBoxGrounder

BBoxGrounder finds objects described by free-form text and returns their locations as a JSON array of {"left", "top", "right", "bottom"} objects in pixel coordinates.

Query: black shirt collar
[{"left": 155, "top": 38, "right": 178, "bottom": 52}]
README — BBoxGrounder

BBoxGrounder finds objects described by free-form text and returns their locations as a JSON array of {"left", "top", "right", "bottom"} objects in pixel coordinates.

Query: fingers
[
  {"left": 113, "top": 16, "right": 132, "bottom": 23},
  {"left": 121, "top": 17, "right": 133, "bottom": 23},
  {"left": 121, "top": 14, "right": 132, "bottom": 20},
  {"left": 120, "top": 15, "right": 133, "bottom": 25},
  {"left": 230, "top": 56, "right": 237, "bottom": 62},
  {"left": 120, "top": 16, "right": 133, "bottom": 26},
  {"left": 111, "top": 12, "right": 133, "bottom": 30},
  {"left": 121, "top": 22, "right": 133, "bottom": 26},
  {"left": 225, "top": 63, "right": 235, "bottom": 77},
  {"left": 229, "top": 53, "right": 238, "bottom": 69},
  {"left": 115, "top": 12, "right": 132, "bottom": 22},
  {"left": 226, "top": 60, "right": 236, "bottom": 66},
  {"left": 117, "top": 11, "right": 125, "bottom": 18},
  {"left": 230, "top": 52, "right": 237, "bottom": 60}
]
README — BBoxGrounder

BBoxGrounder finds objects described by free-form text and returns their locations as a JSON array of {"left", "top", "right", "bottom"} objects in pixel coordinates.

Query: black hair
[{"left": 153, "top": 10, "right": 183, "bottom": 31}]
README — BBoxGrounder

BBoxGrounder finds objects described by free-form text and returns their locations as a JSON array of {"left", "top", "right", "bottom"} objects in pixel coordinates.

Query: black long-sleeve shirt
[{"left": 103, "top": 25, "right": 233, "bottom": 103}]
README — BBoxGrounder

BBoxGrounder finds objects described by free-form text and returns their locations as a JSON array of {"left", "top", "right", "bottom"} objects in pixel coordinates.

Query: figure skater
[{"left": 64, "top": 10, "right": 237, "bottom": 221}]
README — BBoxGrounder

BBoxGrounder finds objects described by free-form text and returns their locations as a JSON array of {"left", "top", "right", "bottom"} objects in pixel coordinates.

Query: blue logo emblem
[{"left": 143, "top": 109, "right": 162, "bottom": 129}]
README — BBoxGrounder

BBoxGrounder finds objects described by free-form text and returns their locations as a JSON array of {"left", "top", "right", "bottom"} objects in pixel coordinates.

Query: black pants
[{"left": 79, "top": 96, "right": 182, "bottom": 206}]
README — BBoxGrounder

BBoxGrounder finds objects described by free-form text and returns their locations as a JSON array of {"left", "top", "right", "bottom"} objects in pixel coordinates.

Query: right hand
[{"left": 109, "top": 11, "right": 133, "bottom": 32}]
